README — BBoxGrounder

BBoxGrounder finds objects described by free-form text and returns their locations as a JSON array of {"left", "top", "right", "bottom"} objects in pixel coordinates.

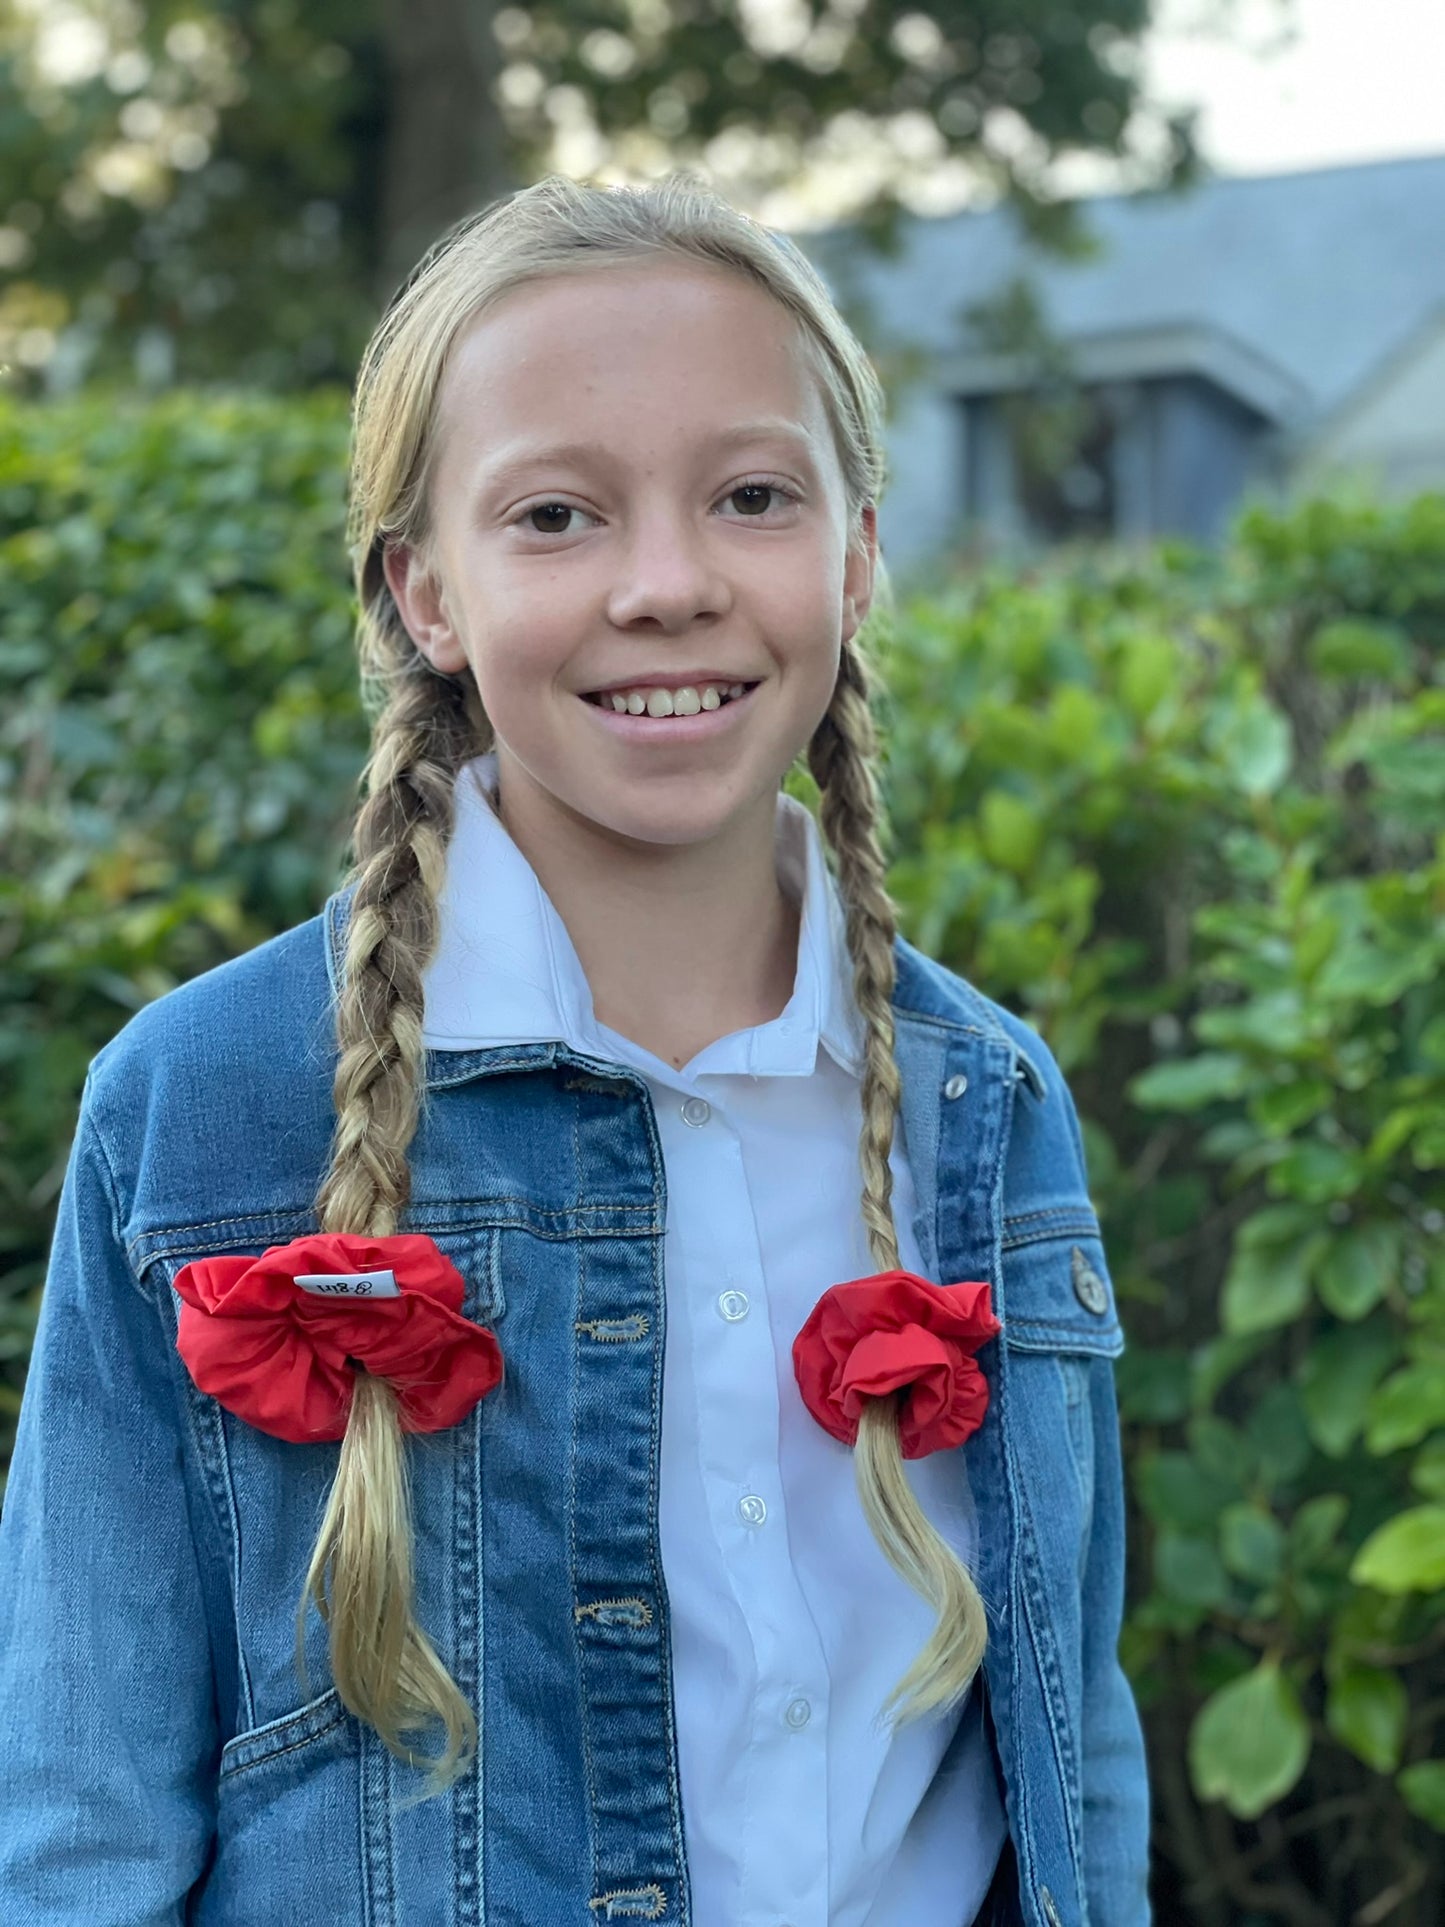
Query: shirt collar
[{"left": 421, "top": 752, "right": 866, "bottom": 1080}]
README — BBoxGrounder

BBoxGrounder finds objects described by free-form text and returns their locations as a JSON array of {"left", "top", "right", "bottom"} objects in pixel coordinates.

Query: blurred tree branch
[{"left": 0, "top": 0, "right": 1205, "bottom": 391}]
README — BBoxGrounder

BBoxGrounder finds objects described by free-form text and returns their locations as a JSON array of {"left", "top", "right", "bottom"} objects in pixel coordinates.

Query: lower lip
[{"left": 579, "top": 686, "right": 759, "bottom": 742}]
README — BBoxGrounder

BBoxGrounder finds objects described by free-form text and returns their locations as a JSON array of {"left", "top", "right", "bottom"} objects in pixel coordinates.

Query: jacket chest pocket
[{"left": 146, "top": 1218, "right": 506, "bottom": 1751}]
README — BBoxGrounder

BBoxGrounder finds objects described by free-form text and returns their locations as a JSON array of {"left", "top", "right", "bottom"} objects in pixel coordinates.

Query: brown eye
[
  {"left": 730, "top": 484, "right": 775, "bottom": 517},
  {"left": 527, "top": 504, "right": 574, "bottom": 534}
]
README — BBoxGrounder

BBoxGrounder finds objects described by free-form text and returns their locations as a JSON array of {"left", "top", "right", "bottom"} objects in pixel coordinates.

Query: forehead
[{"left": 431, "top": 259, "right": 836, "bottom": 483}]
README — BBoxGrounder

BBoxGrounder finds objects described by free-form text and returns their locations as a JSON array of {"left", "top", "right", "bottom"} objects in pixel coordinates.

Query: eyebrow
[{"left": 474, "top": 419, "right": 818, "bottom": 496}]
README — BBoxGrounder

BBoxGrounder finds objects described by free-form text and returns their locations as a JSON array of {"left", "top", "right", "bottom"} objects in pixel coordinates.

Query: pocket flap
[{"left": 1000, "top": 1212, "right": 1123, "bottom": 1358}]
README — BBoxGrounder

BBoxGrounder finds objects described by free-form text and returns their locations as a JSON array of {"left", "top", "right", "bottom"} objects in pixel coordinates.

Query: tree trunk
[{"left": 378, "top": 0, "right": 516, "bottom": 300}]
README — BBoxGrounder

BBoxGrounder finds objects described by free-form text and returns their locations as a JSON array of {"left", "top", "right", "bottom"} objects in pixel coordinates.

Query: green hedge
[{"left": 3, "top": 392, "right": 1443, "bottom": 1922}]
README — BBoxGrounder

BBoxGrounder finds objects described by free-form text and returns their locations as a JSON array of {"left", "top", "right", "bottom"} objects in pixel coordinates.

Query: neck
[{"left": 490, "top": 763, "right": 801, "bottom": 1072}]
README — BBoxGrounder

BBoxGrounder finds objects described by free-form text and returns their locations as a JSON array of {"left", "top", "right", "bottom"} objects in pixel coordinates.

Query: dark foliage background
[{"left": 2, "top": 391, "right": 1442, "bottom": 1922}]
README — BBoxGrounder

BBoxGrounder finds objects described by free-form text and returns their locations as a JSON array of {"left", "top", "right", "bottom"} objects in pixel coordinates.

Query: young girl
[{"left": 0, "top": 172, "right": 1149, "bottom": 1926}]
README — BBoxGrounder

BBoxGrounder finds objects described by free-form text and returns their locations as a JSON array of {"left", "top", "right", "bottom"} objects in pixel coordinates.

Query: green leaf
[
  {"left": 1192, "top": 1331, "right": 1273, "bottom": 1410},
  {"left": 1136, "top": 1450, "right": 1237, "bottom": 1531},
  {"left": 1266, "top": 1140, "right": 1363, "bottom": 1205},
  {"left": 1299, "top": 1324, "right": 1400, "bottom": 1457},
  {"left": 1309, "top": 618, "right": 1414, "bottom": 685},
  {"left": 1411, "top": 1437, "right": 1445, "bottom": 1501},
  {"left": 1219, "top": 696, "right": 1293, "bottom": 796},
  {"left": 1252, "top": 1077, "right": 1330, "bottom": 1136},
  {"left": 1247, "top": 1384, "right": 1313, "bottom": 1488},
  {"left": 1223, "top": 1231, "right": 1329, "bottom": 1335},
  {"left": 1220, "top": 1504, "right": 1285, "bottom": 1585},
  {"left": 1366, "top": 1368, "right": 1445, "bottom": 1456},
  {"left": 1115, "top": 1349, "right": 1191, "bottom": 1425},
  {"left": 1290, "top": 1493, "right": 1349, "bottom": 1566},
  {"left": 1317, "top": 1221, "right": 1402, "bottom": 1321},
  {"left": 1190, "top": 1413, "right": 1257, "bottom": 1489},
  {"left": 1398, "top": 1761, "right": 1445, "bottom": 1831},
  {"left": 1326, "top": 1664, "right": 1407, "bottom": 1772},
  {"left": 978, "top": 789, "right": 1044, "bottom": 875},
  {"left": 1154, "top": 1531, "right": 1229, "bottom": 1608},
  {"left": 1419, "top": 1015, "right": 1445, "bottom": 1072},
  {"left": 1189, "top": 1660, "right": 1311, "bottom": 1819},
  {"left": 1130, "top": 1053, "right": 1250, "bottom": 1112},
  {"left": 1350, "top": 1507, "right": 1445, "bottom": 1593}
]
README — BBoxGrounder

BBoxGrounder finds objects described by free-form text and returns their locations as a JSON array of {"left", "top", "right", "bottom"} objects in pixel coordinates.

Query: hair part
[{"left": 311, "top": 168, "right": 986, "bottom": 1790}]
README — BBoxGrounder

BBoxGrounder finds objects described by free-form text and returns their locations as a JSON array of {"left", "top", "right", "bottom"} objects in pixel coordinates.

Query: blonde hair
[{"left": 308, "top": 169, "right": 988, "bottom": 1787}]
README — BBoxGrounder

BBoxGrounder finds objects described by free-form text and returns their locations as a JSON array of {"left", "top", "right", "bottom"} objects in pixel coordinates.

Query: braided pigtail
[
  {"left": 808, "top": 629, "right": 989, "bottom": 1721},
  {"left": 304, "top": 657, "right": 482, "bottom": 1788}
]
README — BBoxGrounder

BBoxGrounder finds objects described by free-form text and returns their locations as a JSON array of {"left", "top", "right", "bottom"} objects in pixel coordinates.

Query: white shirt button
[
  {"left": 680, "top": 1096, "right": 711, "bottom": 1127},
  {"left": 717, "top": 1289, "right": 750, "bottom": 1322},
  {"left": 784, "top": 1697, "right": 812, "bottom": 1730},
  {"left": 737, "top": 1494, "right": 768, "bottom": 1526}
]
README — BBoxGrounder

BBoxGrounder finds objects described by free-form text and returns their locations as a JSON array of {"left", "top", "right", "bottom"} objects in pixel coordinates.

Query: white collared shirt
[{"left": 423, "top": 754, "right": 1007, "bottom": 1927}]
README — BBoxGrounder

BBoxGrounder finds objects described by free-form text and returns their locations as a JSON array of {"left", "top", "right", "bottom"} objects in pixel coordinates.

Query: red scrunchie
[
  {"left": 173, "top": 1232, "right": 503, "bottom": 1444},
  {"left": 792, "top": 1271, "right": 1000, "bottom": 1459}
]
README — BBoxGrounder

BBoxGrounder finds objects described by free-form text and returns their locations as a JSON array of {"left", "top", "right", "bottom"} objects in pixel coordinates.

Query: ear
[
  {"left": 842, "top": 504, "right": 878, "bottom": 646},
  {"left": 381, "top": 541, "right": 468, "bottom": 675}
]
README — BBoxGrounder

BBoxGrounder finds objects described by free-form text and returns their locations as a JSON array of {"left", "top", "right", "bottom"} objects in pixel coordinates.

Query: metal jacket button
[{"left": 1070, "top": 1245, "right": 1109, "bottom": 1315}]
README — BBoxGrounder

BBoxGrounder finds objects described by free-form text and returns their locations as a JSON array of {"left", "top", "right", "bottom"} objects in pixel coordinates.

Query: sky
[{"left": 1144, "top": 0, "right": 1445, "bottom": 178}]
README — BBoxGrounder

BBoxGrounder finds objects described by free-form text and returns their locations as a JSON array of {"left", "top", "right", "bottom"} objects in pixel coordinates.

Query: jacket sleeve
[
  {"left": 0, "top": 1071, "right": 219, "bottom": 1925},
  {"left": 1060, "top": 1075, "right": 1152, "bottom": 1925},
  {"left": 1078, "top": 1352, "right": 1152, "bottom": 1923}
]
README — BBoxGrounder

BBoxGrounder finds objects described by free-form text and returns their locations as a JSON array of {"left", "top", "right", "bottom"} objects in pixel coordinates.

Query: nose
[{"left": 603, "top": 503, "right": 731, "bottom": 632}]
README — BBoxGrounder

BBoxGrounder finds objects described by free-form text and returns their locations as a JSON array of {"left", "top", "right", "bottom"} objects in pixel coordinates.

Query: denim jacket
[{"left": 0, "top": 882, "right": 1150, "bottom": 1927}]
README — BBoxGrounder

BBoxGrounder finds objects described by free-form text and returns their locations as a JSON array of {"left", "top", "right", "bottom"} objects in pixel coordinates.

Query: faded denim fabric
[{"left": 0, "top": 882, "right": 1150, "bottom": 1927}]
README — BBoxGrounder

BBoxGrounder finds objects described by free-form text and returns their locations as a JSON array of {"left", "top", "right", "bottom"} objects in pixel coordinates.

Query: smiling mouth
[{"left": 581, "top": 679, "right": 760, "bottom": 718}]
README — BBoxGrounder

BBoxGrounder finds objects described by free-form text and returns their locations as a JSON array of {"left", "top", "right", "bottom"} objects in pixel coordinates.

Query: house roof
[{"left": 802, "top": 153, "right": 1445, "bottom": 437}]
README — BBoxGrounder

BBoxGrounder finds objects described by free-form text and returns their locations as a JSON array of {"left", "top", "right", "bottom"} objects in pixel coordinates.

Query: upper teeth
[{"left": 597, "top": 682, "right": 748, "bottom": 717}]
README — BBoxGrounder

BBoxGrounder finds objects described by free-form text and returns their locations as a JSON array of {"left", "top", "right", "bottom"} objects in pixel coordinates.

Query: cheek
[{"left": 460, "top": 597, "right": 574, "bottom": 712}]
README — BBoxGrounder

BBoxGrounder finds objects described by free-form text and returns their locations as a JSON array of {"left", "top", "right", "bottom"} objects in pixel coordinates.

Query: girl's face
[{"left": 384, "top": 259, "right": 876, "bottom": 854}]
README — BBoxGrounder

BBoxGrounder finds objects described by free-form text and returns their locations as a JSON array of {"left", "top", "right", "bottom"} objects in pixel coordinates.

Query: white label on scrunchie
[{"left": 294, "top": 1269, "right": 401, "bottom": 1299}]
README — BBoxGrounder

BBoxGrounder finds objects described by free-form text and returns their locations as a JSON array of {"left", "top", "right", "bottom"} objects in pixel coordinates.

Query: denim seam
[
  {"left": 1008, "top": 1307, "right": 1118, "bottom": 1332},
  {"left": 1003, "top": 1206, "right": 1101, "bottom": 1230},
  {"left": 128, "top": 1199, "right": 658, "bottom": 1265},
  {"left": 179, "top": 1380, "right": 256, "bottom": 1731},
  {"left": 1016, "top": 1468, "right": 1086, "bottom": 1892},
  {"left": 991, "top": 1066, "right": 1039, "bottom": 1902},
  {"left": 84, "top": 1095, "right": 155, "bottom": 1308},
  {"left": 650, "top": 1201, "right": 690, "bottom": 1920},
  {"left": 219, "top": 1698, "right": 347, "bottom": 1780},
  {"left": 454, "top": 1313, "right": 486, "bottom": 1927},
  {"left": 569, "top": 1098, "right": 603, "bottom": 1908},
  {"left": 1001, "top": 1230, "right": 1102, "bottom": 1258},
  {"left": 359, "top": 1722, "right": 394, "bottom": 1925},
  {"left": 1001, "top": 1202, "right": 1102, "bottom": 1233}
]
